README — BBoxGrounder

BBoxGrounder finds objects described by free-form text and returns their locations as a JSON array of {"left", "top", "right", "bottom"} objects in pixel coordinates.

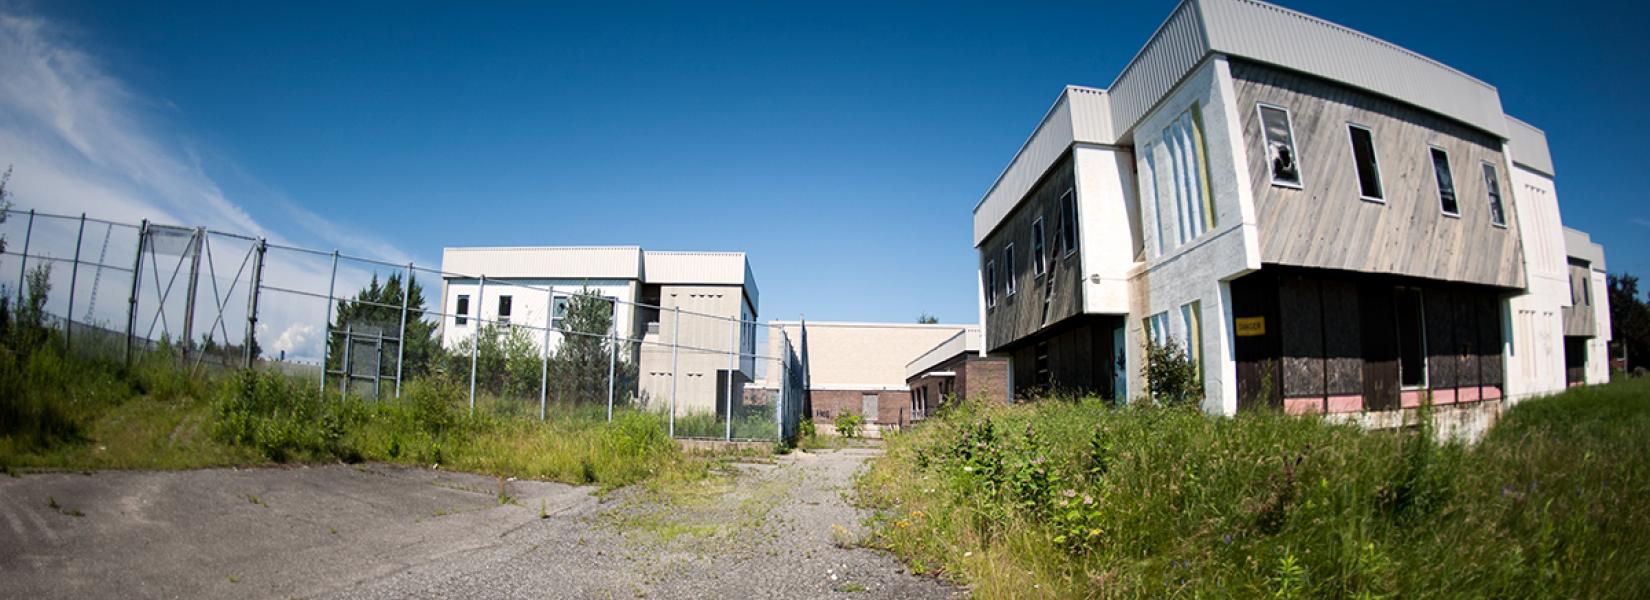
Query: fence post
[
  {"left": 539, "top": 285, "right": 552, "bottom": 422},
  {"left": 469, "top": 275, "right": 485, "bottom": 416},
  {"left": 777, "top": 349, "right": 786, "bottom": 441},
  {"left": 244, "top": 239, "right": 266, "bottom": 369},
  {"left": 726, "top": 318, "right": 736, "bottom": 441},
  {"left": 320, "top": 250, "right": 339, "bottom": 395},
  {"left": 14, "top": 209, "right": 33, "bottom": 307},
  {"left": 340, "top": 322, "right": 353, "bottom": 398},
  {"left": 669, "top": 305, "right": 679, "bottom": 438},
  {"left": 180, "top": 228, "right": 204, "bottom": 363},
  {"left": 606, "top": 325, "right": 617, "bottom": 423},
  {"left": 373, "top": 330, "right": 384, "bottom": 400},
  {"left": 124, "top": 219, "right": 149, "bottom": 367},
  {"left": 66, "top": 213, "right": 86, "bottom": 353},
  {"left": 395, "top": 262, "right": 411, "bottom": 398}
]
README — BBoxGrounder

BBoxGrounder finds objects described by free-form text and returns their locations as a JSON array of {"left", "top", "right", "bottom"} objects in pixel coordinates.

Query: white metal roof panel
[
  {"left": 1506, "top": 116, "right": 1555, "bottom": 177},
  {"left": 972, "top": 86, "right": 1112, "bottom": 247},
  {"left": 904, "top": 327, "right": 983, "bottom": 380},
  {"left": 441, "top": 246, "right": 642, "bottom": 280},
  {"left": 641, "top": 250, "right": 759, "bottom": 307}
]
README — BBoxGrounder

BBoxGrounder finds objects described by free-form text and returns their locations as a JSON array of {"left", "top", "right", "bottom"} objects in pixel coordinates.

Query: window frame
[
  {"left": 1255, "top": 102, "right": 1303, "bottom": 189},
  {"left": 1059, "top": 189, "right": 1079, "bottom": 258},
  {"left": 1481, "top": 160, "right": 1507, "bottom": 228},
  {"left": 497, "top": 294, "right": 513, "bottom": 326},
  {"left": 985, "top": 260, "right": 997, "bottom": 310},
  {"left": 455, "top": 294, "right": 471, "bottom": 327},
  {"left": 1004, "top": 243, "right": 1017, "bottom": 297},
  {"left": 1031, "top": 217, "right": 1047, "bottom": 278},
  {"left": 1429, "top": 145, "right": 1461, "bottom": 218},
  {"left": 1395, "top": 287, "right": 1429, "bottom": 390},
  {"left": 1180, "top": 301, "right": 1204, "bottom": 383},
  {"left": 1346, "top": 123, "right": 1385, "bottom": 203},
  {"left": 551, "top": 294, "right": 570, "bottom": 331}
]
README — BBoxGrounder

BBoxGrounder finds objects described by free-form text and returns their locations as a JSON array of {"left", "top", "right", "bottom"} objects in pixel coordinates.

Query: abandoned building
[{"left": 971, "top": 0, "right": 1611, "bottom": 422}]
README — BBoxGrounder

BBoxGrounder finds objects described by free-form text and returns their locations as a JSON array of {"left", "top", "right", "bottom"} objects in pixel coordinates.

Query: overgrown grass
[
  {"left": 1, "top": 339, "right": 713, "bottom": 490},
  {"left": 858, "top": 380, "right": 1650, "bottom": 598}
]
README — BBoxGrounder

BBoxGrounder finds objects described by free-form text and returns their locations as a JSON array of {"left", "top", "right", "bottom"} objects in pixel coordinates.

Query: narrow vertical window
[
  {"left": 1181, "top": 301, "right": 1203, "bottom": 381},
  {"left": 1004, "top": 244, "right": 1017, "bottom": 297},
  {"left": 1189, "top": 103, "right": 1217, "bottom": 232},
  {"left": 1031, "top": 218, "right": 1047, "bottom": 277},
  {"left": 985, "top": 260, "right": 997, "bottom": 309},
  {"left": 1482, "top": 162, "right": 1506, "bottom": 226},
  {"left": 1059, "top": 189, "right": 1078, "bottom": 257},
  {"left": 1348, "top": 125, "right": 1384, "bottom": 201},
  {"left": 1430, "top": 147, "right": 1458, "bottom": 215},
  {"left": 455, "top": 294, "right": 470, "bottom": 326},
  {"left": 1257, "top": 104, "right": 1301, "bottom": 187},
  {"left": 497, "top": 295, "right": 513, "bottom": 326},
  {"left": 1396, "top": 288, "right": 1427, "bottom": 389}
]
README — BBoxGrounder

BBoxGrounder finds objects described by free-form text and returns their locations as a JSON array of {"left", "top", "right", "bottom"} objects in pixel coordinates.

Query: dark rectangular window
[
  {"left": 455, "top": 294, "right": 470, "bottom": 326},
  {"left": 985, "top": 260, "right": 997, "bottom": 309},
  {"left": 1348, "top": 125, "right": 1384, "bottom": 201},
  {"left": 1004, "top": 244, "right": 1017, "bottom": 296},
  {"left": 1482, "top": 162, "right": 1506, "bottom": 226},
  {"left": 1430, "top": 147, "right": 1459, "bottom": 215},
  {"left": 1396, "top": 288, "right": 1427, "bottom": 388},
  {"left": 1059, "top": 189, "right": 1078, "bottom": 256},
  {"left": 1258, "top": 104, "right": 1301, "bottom": 187},
  {"left": 497, "top": 295, "right": 512, "bottom": 326},
  {"left": 1031, "top": 218, "right": 1046, "bottom": 277}
]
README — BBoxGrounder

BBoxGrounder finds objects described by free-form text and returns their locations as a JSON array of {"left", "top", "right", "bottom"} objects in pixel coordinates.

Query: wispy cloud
[
  {"left": 0, "top": 9, "right": 419, "bottom": 361},
  {"left": 1632, "top": 218, "right": 1650, "bottom": 229}
]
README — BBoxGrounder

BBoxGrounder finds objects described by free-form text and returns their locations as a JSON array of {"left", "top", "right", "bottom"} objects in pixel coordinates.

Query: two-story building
[
  {"left": 440, "top": 246, "right": 759, "bottom": 414},
  {"left": 973, "top": 0, "right": 1610, "bottom": 420}
]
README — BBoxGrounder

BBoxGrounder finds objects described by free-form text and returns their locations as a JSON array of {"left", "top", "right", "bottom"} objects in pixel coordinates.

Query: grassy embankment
[
  {"left": 858, "top": 381, "right": 1650, "bottom": 598},
  {"left": 1, "top": 339, "right": 717, "bottom": 490}
]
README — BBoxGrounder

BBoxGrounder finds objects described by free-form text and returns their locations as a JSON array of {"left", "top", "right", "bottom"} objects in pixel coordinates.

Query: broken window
[
  {"left": 1483, "top": 162, "right": 1506, "bottom": 226},
  {"left": 1348, "top": 124, "right": 1384, "bottom": 201},
  {"left": 1258, "top": 104, "right": 1301, "bottom": 187},
  {"left": 1430, "top": 147, "right": 1459, "bottom": 215}
]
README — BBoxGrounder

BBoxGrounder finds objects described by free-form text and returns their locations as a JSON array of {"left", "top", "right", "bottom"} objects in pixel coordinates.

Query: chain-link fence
[{"left": 0, "top": 207, "right": 804, "bottom": 442}]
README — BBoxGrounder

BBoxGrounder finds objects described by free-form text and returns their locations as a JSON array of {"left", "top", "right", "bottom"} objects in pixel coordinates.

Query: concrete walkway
[{"left": 0, "top": 449, "right": 957, "bottom": 599}]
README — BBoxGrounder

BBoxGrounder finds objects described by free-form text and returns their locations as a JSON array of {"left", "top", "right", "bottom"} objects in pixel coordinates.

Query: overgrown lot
[
  {"left": 1, "top": 336, "right": 710, "bottom": 491},
  {"left": 858, "top": 382, "right": 1650, "bottom": 598}
]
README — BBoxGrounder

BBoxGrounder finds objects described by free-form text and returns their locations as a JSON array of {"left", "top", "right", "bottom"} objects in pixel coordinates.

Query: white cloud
[{"left": 0, "top": 8, "right": 422, "bottom": 362}]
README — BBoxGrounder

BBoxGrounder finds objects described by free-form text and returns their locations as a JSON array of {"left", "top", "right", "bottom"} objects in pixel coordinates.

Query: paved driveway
[{"left": 0, "top": 448, "right": 957, "bottom": 599}]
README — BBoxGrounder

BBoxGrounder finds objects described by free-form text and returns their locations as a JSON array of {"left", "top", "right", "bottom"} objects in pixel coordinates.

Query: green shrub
[
  {"left": 1143, "top": 338, "right": 1202, "bottom": 407},
  {"left": 834, "top": 409, "right": 865, "bottom": 439}
]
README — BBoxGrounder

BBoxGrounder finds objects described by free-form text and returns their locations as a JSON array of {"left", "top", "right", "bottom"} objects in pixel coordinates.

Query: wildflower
[
  {"left": 1082, "top": 494, "right": 1095, "bottom": 505},
  {"left": 962, "top": 465, "right": 974, "bottom": 473},
  {"left": 1061, "top": 489, "right": 1078, "bottom": 498}
]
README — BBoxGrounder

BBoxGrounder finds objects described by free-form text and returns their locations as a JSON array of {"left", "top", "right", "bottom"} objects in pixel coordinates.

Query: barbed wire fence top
[{"left": 0, "top": 207, "right": 804, "bottom": 442}]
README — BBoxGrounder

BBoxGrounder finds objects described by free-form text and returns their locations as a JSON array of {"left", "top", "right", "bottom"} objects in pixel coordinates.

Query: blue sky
[{"left": 3, "top": 0, "right": 1648, "bottom": 337}]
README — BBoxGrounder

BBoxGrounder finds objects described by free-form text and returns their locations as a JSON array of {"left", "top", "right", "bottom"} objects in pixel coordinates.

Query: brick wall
[{"left": 809, "top": 389, "right": 912, "bottom": 427}]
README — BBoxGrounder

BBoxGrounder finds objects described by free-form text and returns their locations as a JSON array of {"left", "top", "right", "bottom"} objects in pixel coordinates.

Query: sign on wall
[{"left": 1235, "top": 316, "right": 1266, "bottom": 337}]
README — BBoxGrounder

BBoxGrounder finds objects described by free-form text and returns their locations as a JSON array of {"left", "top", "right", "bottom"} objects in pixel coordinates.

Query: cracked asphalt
[{"left": 0, "top": 447, "right": 959, "bottom": 599}]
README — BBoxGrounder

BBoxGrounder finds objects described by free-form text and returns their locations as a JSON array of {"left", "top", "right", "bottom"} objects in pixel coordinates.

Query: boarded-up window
[
  {"left": 862, "top": 394, "right": 879, "bottom": 423},
  {"left": 1257, "top": 104, "right": 1301, "bottom": 187},
  {"left": 1348, "top": 125, "right": 1384, "bottom": 201}
]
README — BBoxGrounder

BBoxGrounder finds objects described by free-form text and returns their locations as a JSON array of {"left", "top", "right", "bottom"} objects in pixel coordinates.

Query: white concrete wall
[
  {"left": 1504, "top": 165, "right": 1570, "bottom": 402},
  {"left": 440, "top": 278, "right": 634, "bottom": 354},
  {"left": 1124, "top": 57, "right": 1261, "bottom": 415},
  {"left": 1074, "top": 144, "right": 1141, "bottom": 314},
  {"left": 1588, "top": 268, "right": 1612, "bottom": 384}
]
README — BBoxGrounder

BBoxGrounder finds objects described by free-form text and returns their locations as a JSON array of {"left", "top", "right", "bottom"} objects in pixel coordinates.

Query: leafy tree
[
  {"left": 548, "top": 289, "right": 637, "bottom": 406},
  {"left": 1608, "top": 273, "right": 1650, "bottom": 373},
  {"left": 326, "top": 272, "right": 440, "bottom": 378},
  {"left": 441, "top": 323, "right": 541, "bottom": 398},
  {"left": 917, "top": 313, "right": 939, "bottom": 324}
]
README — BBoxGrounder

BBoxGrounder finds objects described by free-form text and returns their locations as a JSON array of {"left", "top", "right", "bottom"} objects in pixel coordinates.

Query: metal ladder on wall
[{"left": 1039, "top": 250, "right": 1056, "bottom": 328}]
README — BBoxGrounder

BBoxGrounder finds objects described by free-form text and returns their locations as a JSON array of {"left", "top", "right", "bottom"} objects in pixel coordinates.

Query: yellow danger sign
[{"left": 1235, "top": 317, "right": 1266, "bottom": 337}]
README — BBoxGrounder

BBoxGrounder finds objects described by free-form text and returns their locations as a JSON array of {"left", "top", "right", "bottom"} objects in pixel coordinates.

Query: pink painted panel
[
  {"left": 1482, "top": 386, "right": 1502, "bottom": 400},
  {"left": 1327, "top": 395, "right": 1363, "bottom": 413},
  {"left": 1285, "top": 397, "right": 1324, "bottom": 415},
  {"left": 1401, "top": 390, "right": 1424, "bottom": 408},
  {"left": 1458, "top": 386, "right": 1482, "bottom": 403}
]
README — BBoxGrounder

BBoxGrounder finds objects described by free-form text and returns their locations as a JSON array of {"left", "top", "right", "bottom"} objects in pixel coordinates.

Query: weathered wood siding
[
  {"left": 1561, "top": 260, "right": 1596, "bottom": 337},
  {"left": 1230, "top": 60, "right": 1525, "bottom": 289},
  {"left": 982, "top": 154, "right": 1084, "bottom": 352}
]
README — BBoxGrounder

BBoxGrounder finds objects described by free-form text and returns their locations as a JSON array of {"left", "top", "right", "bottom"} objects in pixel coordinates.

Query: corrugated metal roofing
[
  {"left": 441, "top": 247, "right": 758, "bottom": 305},
  {"left": 1505, "top": 116, "right": 1555, "bottom": 177},
  {"left": 641, "top": 250, "right": 759, "bottom": 307},
  {"left": 441, "top": 246, "right": 642, "bottom": 280},
  {"left": 972, "top": 86, "right": 1112, "bottom": 247},
  {"left": 904, "top": 327, "right": 983, "bottom": 380},
  {"left": 975, "top": 0, "right": 1528, "bottom": 244}
]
